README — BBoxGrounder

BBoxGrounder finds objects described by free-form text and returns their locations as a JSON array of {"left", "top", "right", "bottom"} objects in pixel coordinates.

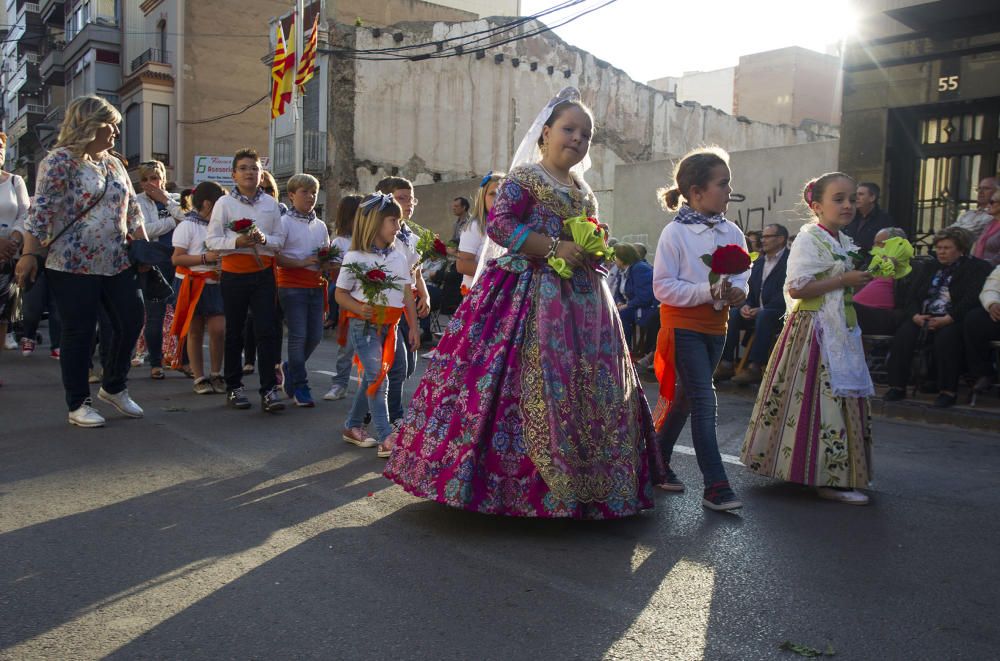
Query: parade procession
[{"left": 2, "top": 0, "right": 999, "bottom": 658}]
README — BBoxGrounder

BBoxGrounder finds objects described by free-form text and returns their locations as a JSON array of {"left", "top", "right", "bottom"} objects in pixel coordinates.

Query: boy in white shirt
[
  {"left": 205, "top": 148, "right": 286, "bottom": 412},
  {"left": 276, "top": 173, "right": 331, "bottom": 407}
]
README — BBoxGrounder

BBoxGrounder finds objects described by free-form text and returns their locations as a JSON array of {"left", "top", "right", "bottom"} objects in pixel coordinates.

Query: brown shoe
[
  {"left": 732, "top": 364, "right": 763, "bottom": 385},
  {"left": 714, "top": 361, "right": 735, "bottom": 381}
]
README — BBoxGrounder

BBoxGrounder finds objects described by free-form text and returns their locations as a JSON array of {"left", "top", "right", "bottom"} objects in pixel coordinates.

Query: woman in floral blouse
[{"left": 15, "top": 95, "right": 146, "bottom": 428}]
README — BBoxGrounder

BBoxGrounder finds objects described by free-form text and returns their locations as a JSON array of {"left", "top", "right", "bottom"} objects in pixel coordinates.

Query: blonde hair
[
  {"left": 0, "top": 131, "right": 7, "bottom": 147},
  {"left": 55, "top": 95, "right": 122, "bottom": 157},
  {"left": 350, "top": 194, "right": 403, "bottom": 252},
  {"left": 287, "top": 173, "right": 319, "bottom": 195},
  {"left": 137, "top": 160, "right": 166, "bottom": 182},
  {"left": 472, "top": 172, "right": 504, "bottom": 238},
  {"left": 658, "top": 146, "right": 730, "bottom": 211}
]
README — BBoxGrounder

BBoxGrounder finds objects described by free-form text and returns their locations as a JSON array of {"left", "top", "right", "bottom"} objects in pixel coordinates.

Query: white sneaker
[
  {"left": 816, "top": 487, "right": 870, "bottom": 505},
  {"left": 68, "top": 398, "right": 106, "bottom": 428},
  {"left": 97, "top": 387, "right": 144, "bottom": 418},
  {"left": 4, "top": 332, "right": 17, "bottom": 350},
  {"left": 422, "top": 349, "right": 437, "bottom": 360},
  {"left": 324, "top": 384, "right": 347, "bottom": 401}
]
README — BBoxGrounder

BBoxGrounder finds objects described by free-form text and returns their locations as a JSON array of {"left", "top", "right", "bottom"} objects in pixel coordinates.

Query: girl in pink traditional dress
[
  {"left": 383, "top": 88, "right": 658, "bottom": 518},
  {"left": 740, "top": 173, "right": 876, "bottom": 505}
]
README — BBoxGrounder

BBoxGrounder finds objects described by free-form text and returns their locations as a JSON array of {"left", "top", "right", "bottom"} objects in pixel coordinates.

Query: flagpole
[{"left": 293, "top": 0, "right": 305, "bottom": 174}]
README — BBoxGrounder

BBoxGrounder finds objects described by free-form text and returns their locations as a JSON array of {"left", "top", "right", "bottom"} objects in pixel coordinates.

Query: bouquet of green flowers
[
  {"left": 867, "top": 237, "right": 913, "bottom": 279},
  {"left": 548, "top": 215, "right": 613, "bottom": 279}
]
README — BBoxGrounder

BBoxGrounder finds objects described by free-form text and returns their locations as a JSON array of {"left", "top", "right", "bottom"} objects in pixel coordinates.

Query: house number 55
[{"left": 937, "top": 75, "right": 959, "bottom": 92}]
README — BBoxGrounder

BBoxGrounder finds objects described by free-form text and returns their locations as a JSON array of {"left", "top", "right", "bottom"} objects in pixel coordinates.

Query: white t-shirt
[
  {"left": 172, "top": 215, "right": 217, "bottom": 281},
  {"left": 336, "top": 248, "right": 413, "bottom": 308},
  {"left": 280, "top": 212, "right": 330, "bottom": 270},
  {"left": 397, "top": 222, "right": 420, "bottom": 271},
  {"left": 458, "top": 219, "right": 485, "bottom": 291}
]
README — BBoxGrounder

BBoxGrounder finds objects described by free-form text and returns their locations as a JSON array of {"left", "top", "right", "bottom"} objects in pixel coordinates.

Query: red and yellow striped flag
[
  {"left": 270, "top": 18, "right": 295, "bottom": 119},
  {"left": 296, "top": 13, "right": 318, "bottom": 94}
]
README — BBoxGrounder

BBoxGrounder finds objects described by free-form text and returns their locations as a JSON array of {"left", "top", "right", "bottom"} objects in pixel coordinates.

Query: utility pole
[{"left": 293, "top": 0, "right": 305, "bottom": 174}]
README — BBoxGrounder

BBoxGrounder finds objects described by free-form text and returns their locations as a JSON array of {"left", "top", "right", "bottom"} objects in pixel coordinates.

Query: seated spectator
[
  {"left": 745, "top": 230, "right": 762, "bottom": 259},
  {"left": 951, "top": 176, "right": 997, "bottom": 242},
  {"left": 885, "top": 227, "right": 993, "bottom": 407},
  {"left": 613, "top": 243, "right": 657, "bottom": 351},
  {"left": 971, "top": 188, "right": 1000, "bottom": 266},
  {"left": 844, "top": 182, "right": 893, "bottom": 266},
  {"left": 718, "top": 223, "right": 789, "bottom": 384},
  {"left": 963, "top": 265, "right": 1000, "bottom": 393},
  {"left": 853, "top": 227, "right": 909, "bottom": 335}
]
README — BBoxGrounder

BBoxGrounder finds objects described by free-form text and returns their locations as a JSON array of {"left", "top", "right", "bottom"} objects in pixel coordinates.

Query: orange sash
[
  {"left": 342, "top": 304, "right": 405, "bottom": 397},
  {"left": 276, "top": 266, "right": 324, "bottom": 289},
  {"left": 460, "top": 284, "right": 470, "bottom": 297},
  {"left": 277, "top": 266, "right": 329, "bottom": 314},
  {"left": 222, "top": 253, "right": 273, "bottom": 273},
  {"left": 169, "top": 266, "right": 216, "bottom": 369},
  {"left": 651, "top": 303, "right": 728, "bottom": 430}
]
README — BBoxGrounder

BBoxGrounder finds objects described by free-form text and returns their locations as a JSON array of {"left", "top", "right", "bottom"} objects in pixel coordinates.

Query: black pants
[
  {"left": 47, "top": 268, "right": 144, "bottom": 410},
  {"left": 222, "top": 269, "right": 278, "bottom": 394},
  {"left": 963, "top": 306, "right": 1000, "bottom": 378},
  {"left": 241, "top": 302, "right": 284, "bottom": 368},
  {"left": 20, "top": 269, "right": 62, "bottom": 349},
  {"left": 855, "top": 303, "right": 903, "bottom": 336},
  {"left": 887, "top": 318, "right": 964, "bottom": 392}
]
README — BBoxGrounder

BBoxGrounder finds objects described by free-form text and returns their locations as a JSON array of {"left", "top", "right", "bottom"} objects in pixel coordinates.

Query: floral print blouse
[{"left": 26, "top": 147, "right": 142, "bottom": 276}]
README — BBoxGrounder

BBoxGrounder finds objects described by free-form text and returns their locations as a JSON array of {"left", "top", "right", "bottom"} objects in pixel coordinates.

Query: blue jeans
[
  {"left": 387, "top": 316, "right": 416, "bottom": 422},
  {"left": 722, "top": 307, "right": 782, "bottom": 365},
  {"left": 655, "top": 329, "right": 730, "bottom": 487},
  {"left": 331, "top": 330, "right": 355, "bottom": 390},
  {"left": 277, "top": 287, "right": 325, "bottom": 392},
  {"left": 344, "top": 318, "right": 397, "bottom": 442}
]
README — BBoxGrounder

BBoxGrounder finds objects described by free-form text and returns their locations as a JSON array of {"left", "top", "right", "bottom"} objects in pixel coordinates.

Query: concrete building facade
[
  {"left": 314, "top": 17, "right": 838, "bottom": 237},
  {"left": 734, "top": 47, "right": 842, "bottom": 128},
  {"left": 840, "top": 0, "right": 1000, "bottom": 247}
]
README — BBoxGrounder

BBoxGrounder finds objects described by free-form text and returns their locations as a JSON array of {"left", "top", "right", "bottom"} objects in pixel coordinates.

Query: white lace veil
[{"left": 471, "top": 86, "right": 592, "bottom": 286}]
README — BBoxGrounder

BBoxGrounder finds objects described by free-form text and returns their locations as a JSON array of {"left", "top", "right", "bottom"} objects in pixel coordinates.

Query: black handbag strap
[{"left": 42, "top": 161, "right": 112, "bottom": 250}]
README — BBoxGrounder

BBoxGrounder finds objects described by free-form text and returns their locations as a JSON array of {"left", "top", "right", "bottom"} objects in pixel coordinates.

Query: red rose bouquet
[
  {"left": 342, "top": 261, "right": 404, "bottom": 327},
  {"left": 315, "top": 244, "right": 343, "bottom": 267},
  {"left": 407, "top": 220, "right": 449, "bottom": 264},
  {"left": 700, "top": 244, "right": 751, "bottom": 310},
  {"left": 227, "top": 218, "right": 263, "bottom": 267}
]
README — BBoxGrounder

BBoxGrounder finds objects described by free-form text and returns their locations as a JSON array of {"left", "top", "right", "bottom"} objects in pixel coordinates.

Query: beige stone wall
[
  {"left": 177, "top": 0, "right": 291, "bottom": 186},
  {"left": 346, "top": 19, "right": 838, "bottom": 227},
  {"left": 612, "top": 140, "right": 841, "bottom": 249},
  {"left": 333, "top": 0, "right": 476, "bottom": 26}
]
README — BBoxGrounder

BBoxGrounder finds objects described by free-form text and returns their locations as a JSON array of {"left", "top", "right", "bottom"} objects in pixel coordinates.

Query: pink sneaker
[
  {"left": 20, "top": 338, "right": 36, "bottom": 356},
  {"left": 342, "top": 427, "right": 377, "bottom": 448}
]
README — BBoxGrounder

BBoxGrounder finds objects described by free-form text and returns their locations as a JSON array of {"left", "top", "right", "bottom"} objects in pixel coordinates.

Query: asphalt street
[{"left": 1, "top": 333, "right": 998, "bottom": 660}]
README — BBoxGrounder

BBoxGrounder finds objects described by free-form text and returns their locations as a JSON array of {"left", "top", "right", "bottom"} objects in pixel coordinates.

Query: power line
[
  {"left": 326, "top": 0, "right": 619, "bottom": 62},
  {"left": 177, "top": 93, "right": 269, "bottom": 124}
]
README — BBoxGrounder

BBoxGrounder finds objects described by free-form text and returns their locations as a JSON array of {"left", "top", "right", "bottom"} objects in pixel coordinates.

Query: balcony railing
[
  {"left": 131, "top": 48, "right": 170, "bottom": 73},
  {"left": 45, "top": 105, "right": 64, "bottom": 124},
  {"left": 19, "top": 103, "right": 46, "bottom": 117},
  {"left": 272, "top": 131, "right": 327, "bottom": 176}
]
